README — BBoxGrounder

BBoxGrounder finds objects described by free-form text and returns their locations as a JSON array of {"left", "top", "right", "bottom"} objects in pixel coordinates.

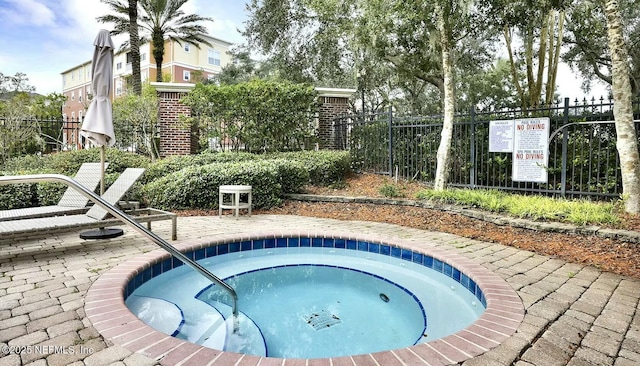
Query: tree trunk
[
  {"left": 545, "top": 10, "right": 565, "bottom": 105},
  {"left": 533, "top": 16, "right": 549, "bottom": 106},
  {"left": 524, "top": 27, "right": 535, "bottom": 109},
  {"left": 504, "top": 27, "right": 526, "bottom": 110},
  {"left": 153, "top": 34, "right": 165, "bottom": 82},
  {"left": 128, "top": 0, "right": 142, "bottom": 95},
  {"left": 604, "top": 0, "right": 640, "bottom": 213},
  {"left": 434, "top": 3, "right": 455, "bottom": 191}
]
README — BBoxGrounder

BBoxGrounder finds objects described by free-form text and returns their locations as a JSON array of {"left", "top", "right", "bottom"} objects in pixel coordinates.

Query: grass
[
  {"left": 379, "top": 183, "right": 406, "bottom": 198},
  {"left": 415, "top": 188, "right": 620, "bottom": 226}
]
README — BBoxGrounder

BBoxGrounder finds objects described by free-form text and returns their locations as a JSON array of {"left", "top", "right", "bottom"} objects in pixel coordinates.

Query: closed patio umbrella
[{"left": 79, "top": 29, "right": 122, "bottom": 239}]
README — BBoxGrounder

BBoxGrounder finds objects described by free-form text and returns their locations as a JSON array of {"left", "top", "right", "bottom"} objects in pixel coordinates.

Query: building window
[
  {"left": 71, "top": 91, "right": 75, "bottom": 101},
  {"left": 208, "top": 49, "right": 220, "bottom": 66},
  {"left": 79, "top": 91, "right": 83, "bottom": 102},
  {"left": 183, "top": 70, "right": 191, "bottom": 81},
  {"left": 126, "top": 52, "right": 132, "bottom": 64},
  {"left": 116, "top": 80, "right": 122, "bottom": 96},
  {"left": 71, "top": 72, "right": 75, "bottom": 81},
  {"left": 141, "top": 53, "right": 146, "bottom": 61},
  {"left": 184, "top": 43, "right": 190, "bottom": 52},
  {"left": 117, "top": 62, "right": 122, "bottom": 70},
  {"left": 78, "top": 110, "right": 83, "bottom": 120}
]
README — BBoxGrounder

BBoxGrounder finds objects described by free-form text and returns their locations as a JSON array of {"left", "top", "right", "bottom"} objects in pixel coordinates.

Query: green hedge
[
  {"left": 1, "top": 148, "right": 150, "bottom": 175},
  {"left": 262, "top": 158, "right": 309, "bottom": 194},
  {"left": 268, "top": 150, "right": 351, "bottom": 186},
  {"left": 141, "top": 151, "right": 258, "bottom": 183},
  {"left": 0, "top": 150, "right": 350, "bottom": 211},
  {"left": 182, "top": 80, "right": 318, "bottom": 153},
  {"left": 142, "top": 161, "right": 283, "bottom": 210},
  {"left": 143, "top": 150, "right": 350, "bottom": 188},
  {"left": 43, "top": 148, "right": 150, "bottom": 174},
  {"left": 0, "top": 175, "right": 37, "bottom": 210},
  {"left": 1, "top": 154, "right": 48, "bottom": 173}
]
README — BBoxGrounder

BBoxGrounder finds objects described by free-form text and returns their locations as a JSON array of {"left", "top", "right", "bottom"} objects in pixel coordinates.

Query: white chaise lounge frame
[
  {"left": 0, "top": 168, "right": 177, "bottom": 241},
  {"left": 0, "top": 162, "right": 110, "bottom": 221}
]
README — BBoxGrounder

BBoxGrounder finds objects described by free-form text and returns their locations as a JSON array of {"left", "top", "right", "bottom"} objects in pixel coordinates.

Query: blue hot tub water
[{"left": 125, "top": 237, "right": 486, "bottom": 358}]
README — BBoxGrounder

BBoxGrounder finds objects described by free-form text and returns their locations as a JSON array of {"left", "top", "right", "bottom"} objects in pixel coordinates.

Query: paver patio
[{"left": 1, "top": 214, "right": 639, "bottom": 365}]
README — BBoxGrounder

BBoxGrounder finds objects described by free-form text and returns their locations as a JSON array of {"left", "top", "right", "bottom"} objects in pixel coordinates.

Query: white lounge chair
[
  {"left": 0, "top": 168, "right": 178, "bottom": 241},
  {"left": 0, "top": 162, "right": 108, "bottom": 221}
]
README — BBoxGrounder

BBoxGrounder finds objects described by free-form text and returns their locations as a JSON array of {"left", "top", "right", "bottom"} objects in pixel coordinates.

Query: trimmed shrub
[
  {"left": 262, "top": 158, "right": 309, "bottom": 194},
  {"left": 142, "top": 151, "right": 258, "bottom": 183},
  {"left": 141, "top": 155, "right": 198, "bottom": 184},
  {"left": 1, "top": 148, "right": 149, "bottom": 176},
  {"left": 269, "top": 150, "right": 351, "bottom": 186},
  {"left": 0, "top": 150, "right": 350, "bottom": 211},
  {"left": 36, "top": 181, "right": 68, "bottom": 206},
  {"left": 142, "top": 161, "right": 282, "bottom": 210},
  {"left": 183, "top": 80, "right": 318, "bottom": 153},
  {"left": 0, "top": 172, "right": 37, "bottom": 209},
  {"left": 44, "top": 148, "right": 150, "bottom": 174},
  {"left": 1, "top": 154, "right": 48, "bottom": 172}
]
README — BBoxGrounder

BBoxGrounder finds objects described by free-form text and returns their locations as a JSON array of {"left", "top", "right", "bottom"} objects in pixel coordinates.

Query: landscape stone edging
[{"left": 285, "top": 194, "right": 640, "bottom": 244}]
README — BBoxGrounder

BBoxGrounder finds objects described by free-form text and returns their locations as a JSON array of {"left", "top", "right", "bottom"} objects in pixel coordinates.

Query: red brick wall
[
  {"left": 317, "top": 96, "right": 350, "bottom": 149},
  {"left": 154, "top": 86, "right": 353, "bottom": 156},
  {"left": 158, "top": 91, "right": 198, "bottom": 157}
]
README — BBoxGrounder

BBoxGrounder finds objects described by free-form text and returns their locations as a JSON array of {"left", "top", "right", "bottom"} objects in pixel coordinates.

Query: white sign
[
  {"left": 489, "top": 120, "right": 514, "bottom": 152},
  {"left": 512, "top": 117, "right": 550, "bottom": 183}
]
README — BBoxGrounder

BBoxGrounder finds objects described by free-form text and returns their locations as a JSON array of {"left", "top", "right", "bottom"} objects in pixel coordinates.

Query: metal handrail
[{"left": 0, "top": 174, "right": 239, "bottom": 322}]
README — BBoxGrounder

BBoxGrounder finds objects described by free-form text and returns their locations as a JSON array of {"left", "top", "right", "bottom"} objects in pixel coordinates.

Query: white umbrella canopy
[
  {"left": 78, "top": 30, "right": 123, "bottom": 240},
  {"left": 81, "top": 29, "right": 116, "bottom": 197},
  {"left": 81, "top": 29, "right": 116, "bottom": 147}
]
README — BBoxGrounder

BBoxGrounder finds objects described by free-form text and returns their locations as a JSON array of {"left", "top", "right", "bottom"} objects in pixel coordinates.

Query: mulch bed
[{"left": 178, "top": 173, "right": 640, "bottom": 279}]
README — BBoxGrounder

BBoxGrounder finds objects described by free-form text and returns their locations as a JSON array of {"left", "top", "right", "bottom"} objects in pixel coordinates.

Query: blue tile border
[{"left": 123, "top": 236, "right": 487, "bottom": 308}]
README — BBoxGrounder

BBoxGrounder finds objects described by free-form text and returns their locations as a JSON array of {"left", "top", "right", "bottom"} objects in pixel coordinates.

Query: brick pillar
[
  {"left": 152, "top": 82, "right": 197, "bottom": 157},
  {"left": 315, "top": 88, "right": 356, "bottom": 149}
]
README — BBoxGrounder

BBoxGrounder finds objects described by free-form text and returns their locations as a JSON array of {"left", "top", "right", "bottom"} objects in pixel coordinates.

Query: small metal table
[{"left": 218, "top": 185, "right": 252, "bottom": 218}]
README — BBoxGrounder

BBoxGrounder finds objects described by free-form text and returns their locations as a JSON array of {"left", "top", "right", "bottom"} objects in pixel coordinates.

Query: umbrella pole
[
  {"left": 80, "top": 145, "right": 123, "bottom": 240},
  {"left": 100, "top": 145, "right": 105, "bottom": 195}
]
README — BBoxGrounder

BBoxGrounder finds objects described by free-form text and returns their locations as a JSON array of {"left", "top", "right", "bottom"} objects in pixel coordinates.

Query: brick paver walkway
[{"left": 1, "top": 214, "right": 639, "bottom": 365}]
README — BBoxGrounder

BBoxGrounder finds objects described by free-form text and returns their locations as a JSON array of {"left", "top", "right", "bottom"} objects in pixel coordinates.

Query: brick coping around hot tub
[{"left": 85, "top": 230, "right": 525, "bottom": 366}]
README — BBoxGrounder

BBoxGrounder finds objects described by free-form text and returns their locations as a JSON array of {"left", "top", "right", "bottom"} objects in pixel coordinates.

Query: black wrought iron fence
[
  {"left": 0, "top": 116, "right": 158, "bottom": 160},
  {"left": 333, "top": 97, "right": 640, "bottom": 199}
]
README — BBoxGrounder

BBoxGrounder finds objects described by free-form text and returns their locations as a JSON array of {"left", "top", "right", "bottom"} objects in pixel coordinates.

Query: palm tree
[
  {"left": 128, "top": 0, "right": 141, "bottom": 95},
  {"left": 97, "top": 0, "right": 142, "bottom": 95},
  {"left": 98, "top": 0, "right": 213, "bottom": 84},
  {"left": 139, "top": 0, "right": 213, "bottom": 82}
]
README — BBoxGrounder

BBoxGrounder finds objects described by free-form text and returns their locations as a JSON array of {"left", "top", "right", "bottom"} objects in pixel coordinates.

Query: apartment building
[{"left": 61, "top": 34, "right": 233, "bottom": 122}]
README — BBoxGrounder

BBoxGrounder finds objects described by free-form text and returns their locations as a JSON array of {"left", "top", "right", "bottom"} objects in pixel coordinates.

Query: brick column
[
  {"left": 152, "top": 82, "right": 197, "bottom": 157},
  {"left": 315, "top": 88, "right": 356, "bottom": 149}
]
